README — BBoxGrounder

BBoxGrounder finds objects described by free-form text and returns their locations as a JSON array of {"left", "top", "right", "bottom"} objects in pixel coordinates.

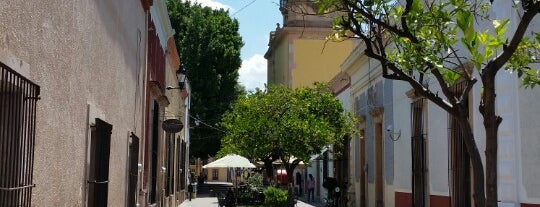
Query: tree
[
  {"left": 167, "top": 0, "right": 244, "bottom": 159},
  {"left": 316, "top": 0, "right": 539, "bottom": 206},
  {"left": 219, "top": 84, "right": 356, "bottom": 204}
]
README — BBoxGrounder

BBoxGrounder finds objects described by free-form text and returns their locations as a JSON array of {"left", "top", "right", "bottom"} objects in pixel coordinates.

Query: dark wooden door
[
  {"left": 375, "top": 122, "right": 384, "bottom": 207},
  {"left": 360, "top": 130, "right": 367, "bottom": 207},
  {"left": 88, "top": 119, "right": 112, "bottom": 207},
  {"left": 127, "top": 134, "right": 139, "bottom": 207}
]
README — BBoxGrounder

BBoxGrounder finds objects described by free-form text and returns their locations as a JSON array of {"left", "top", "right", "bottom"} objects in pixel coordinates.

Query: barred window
[
  {"left": 0, "top": 62, "right": 40, "bottom": 207},
  {"left": 212, "top": 169, "right": 218, "bottom": 180},
  {"left": 449, "top": 82, "right": 471, "bottom": 207},
  {"left": 411, "top": 98, "right": 427, "bottom": 207}
]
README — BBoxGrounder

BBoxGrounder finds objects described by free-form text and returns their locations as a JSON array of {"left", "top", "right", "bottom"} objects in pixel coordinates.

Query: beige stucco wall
[
  {"left": 0, "top": 0, "right": 146, "bottom": 206},
  {"left": 206, "top": 168, "right": 230, "bottom": 182},
  {"left": 267, "top": 27, "right": 353, "bottom": 89},
  {"left": 291, "top": 39, "right": 352, "bottom": 89},
  {"left": 267, "top": 35, "right": 289, "bottom": 86}
]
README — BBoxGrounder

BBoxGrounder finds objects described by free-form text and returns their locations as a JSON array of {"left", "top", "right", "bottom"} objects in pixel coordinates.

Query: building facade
[
  {"left": 342, "top": 1, "right": 540, "bottom": 206},
  {"left": 0, "top": 0, "right": 189, "bottom": 206},
  {"left": 264, "top": 0, "right": 356, "bottom": 203},
  {"left": 265, "top": 0, "right": 354, "bottom": 88}
]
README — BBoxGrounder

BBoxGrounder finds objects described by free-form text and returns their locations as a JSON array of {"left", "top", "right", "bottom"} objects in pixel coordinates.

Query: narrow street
[{"left": 178, "top": 194, "right": 326, "bottom": 207}]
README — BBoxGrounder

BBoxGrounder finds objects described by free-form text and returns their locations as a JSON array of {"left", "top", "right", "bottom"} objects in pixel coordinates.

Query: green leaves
[
  {"left": 493, "top": 19, "right": 509, "bottom": 37},
  {"left": 167, "top": 0, "right": 244, "bottom": 158},
  {"left": 219, "top": 84, "right": 355, "bottom": 167},
  {"left": 507, "top": 37, "right": 540, "bottom": 88}
]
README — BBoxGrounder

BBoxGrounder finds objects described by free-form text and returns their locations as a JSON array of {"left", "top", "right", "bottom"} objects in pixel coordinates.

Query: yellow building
[{"left": 265, "top": 0, "right": 354, "bottom": 88}]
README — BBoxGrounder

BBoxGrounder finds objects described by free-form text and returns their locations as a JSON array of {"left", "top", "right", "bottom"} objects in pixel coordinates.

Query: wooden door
[
  {"left": 360, "top": 130, "right": 367, "bottom": 207},
  {"left": 88, "top": 119, "right": 112, "bottom": 207},
  {"left": 127, "top": 134, "right": 139, "bottom": 207}
]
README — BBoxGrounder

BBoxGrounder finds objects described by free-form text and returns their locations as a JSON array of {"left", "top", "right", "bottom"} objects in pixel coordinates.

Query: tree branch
[
  {"left": 459, "top": 78, "right": 477, "bottom": 104},
  {"left": 430, "top": 65, "right": 458, "bottom": 105},
  {"left": 363, "top": 50, "right": 456, "bottom": 113},
  {"left": 342, "top": 0, "right": 418, "bottom": 42},
  {"left": 485, "top": 3, "right": 539, "bottom": 75},
  {"left": 400, "top": 0, "right": 419, "bottom": 43}
]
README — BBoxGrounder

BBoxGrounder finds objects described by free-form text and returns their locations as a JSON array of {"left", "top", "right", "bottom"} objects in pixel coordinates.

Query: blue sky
[{"left": 187, "top": 0, "right": 282, "bottom": 91}]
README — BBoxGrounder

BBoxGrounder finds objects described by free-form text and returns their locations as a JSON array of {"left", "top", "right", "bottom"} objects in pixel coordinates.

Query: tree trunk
[
  {"left": 482, "top": 75, "right": 500, "bottom": 207},
  {"left": 263, "top": 159, "right": 275, "bottom": 184},
  {"left": 286, "top": 165, "right": 296, "bottom": 207},
  {"left": 456, "top": 111, "right": 486, "bottom": 207}
]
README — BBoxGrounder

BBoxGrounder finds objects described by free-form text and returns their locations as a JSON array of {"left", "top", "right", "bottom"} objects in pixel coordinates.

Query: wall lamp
[
  {"left": 386, "top": 125, "right": 401, "bottom": 141},
  {"left": 166, "top": 64, "right": 186, "bottom": 90}
]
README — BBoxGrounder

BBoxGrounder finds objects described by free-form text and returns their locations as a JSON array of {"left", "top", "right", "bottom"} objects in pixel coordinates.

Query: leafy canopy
[
  {"left": 219, "top": 84, "right": 356, "bottom": 165},
  {"left": 315, "top": 1, "right": 539, "bottom": 206},
  {"left": 167, "top": 0, "right": 244, "bottom": 158},
  {"left": 318, "top": 0, "right": 540, "bottom": 88}
]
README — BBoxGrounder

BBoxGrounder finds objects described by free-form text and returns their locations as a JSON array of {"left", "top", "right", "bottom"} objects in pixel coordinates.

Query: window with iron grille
[
  {"left": 166, "top": 132, "right": 174, "bottom": 196},
  {"left": 411, "top": 98, "right": 427, "bottom": 207},
  {"left": 448, "top": 82, "right": 471, "bottom": 207},
  {"left": 149, "top": 101, "right": 159, "bottom": 204},
  {"left": 212, "top": 169, "right": 218, "bottom": 180},
  {"left": 0, "top": 62, "right": 40, "bottom": 207},
  {"left": 180, "top": 140, "right": 186, "bottom": 190},
  {"left": 176, "top": 137, "right": 181, "bottom": 192}
]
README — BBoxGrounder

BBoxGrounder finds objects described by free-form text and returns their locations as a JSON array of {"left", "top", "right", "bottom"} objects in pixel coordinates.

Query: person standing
[
  {"left": 296, "top": 172, "right": 303, "bottom": 196},
  {"left": 307, "top": 174, "right": 315, "bottom": 202},
  {"left": 187, "top": 182, "right": 193, "bottom": 201}
]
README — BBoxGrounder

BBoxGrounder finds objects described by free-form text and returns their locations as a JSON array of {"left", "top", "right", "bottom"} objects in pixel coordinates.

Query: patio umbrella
[
  {"left": 203, "top": 154, "right": 256, "bottom": 204},
  {"left": 272, "top": 156, "right": 306, "bottom": 168},
  {"left": 202, "top": 154, "right": 256, "bottom": 169}
]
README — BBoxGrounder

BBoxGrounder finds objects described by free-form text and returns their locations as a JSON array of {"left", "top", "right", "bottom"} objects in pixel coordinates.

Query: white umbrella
[
  {"left": 272, "top": 156, "right": 306, "bottom": 168},
  {"left": 203, "top": 154, "right": 256, "bottom": 169},
  {"left": 202, "top": 154, "right": 255, "bottom": 203}
]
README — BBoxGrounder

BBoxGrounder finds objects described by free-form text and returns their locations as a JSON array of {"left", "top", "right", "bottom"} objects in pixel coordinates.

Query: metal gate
[
  {"left": 411, "top": 99, "right": 427, "bottom": 207},
  {"left": 449, "top": 82, "right": 471, "bottom": 207},
  {"left": 0, "top": 62, "right": 40, "bottom": 207}
]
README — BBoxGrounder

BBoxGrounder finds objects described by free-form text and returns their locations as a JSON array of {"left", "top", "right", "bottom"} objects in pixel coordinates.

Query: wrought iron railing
[
  {"left": 0, "top": 62, "right": 40, "bottom": 207},
  {"left": 411, "top": 98, "right": 427, "bottom": 207}
]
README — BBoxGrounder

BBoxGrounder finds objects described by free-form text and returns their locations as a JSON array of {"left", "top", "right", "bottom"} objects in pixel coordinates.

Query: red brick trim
[
  {"left": 395, "top": 191, "right": 412, "bottom": 207},
  {"left": 522, "top": 203, "right": 540, "bottom": 207},
  {"left": 395, "top": 192, "right": 450, "bottom": 207},
  {"left": 430, "top": 195, "right": 450, "bottom": 207},
  {"left": 140, "top": 0, "right": 153, "bottom": 11}
]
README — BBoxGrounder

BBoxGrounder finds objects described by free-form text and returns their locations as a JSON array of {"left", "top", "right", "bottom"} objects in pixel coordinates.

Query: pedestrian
[
  {"left": 187, "top": 182, "right": 193, "bottom": 201},
  {"left": 296, "top": 172, "right": 303, "bottom": 196},
  {"left": 307, "top": 174, "right": 315, "bottom": 202}
]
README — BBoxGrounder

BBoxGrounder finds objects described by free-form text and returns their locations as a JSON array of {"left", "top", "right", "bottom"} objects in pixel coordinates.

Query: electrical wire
[
  {"left": 161, "top": 110, "right": 227, "bottom": 134},
  {"left": 231, "top": 0, "right": 257, "bottom": 16}
]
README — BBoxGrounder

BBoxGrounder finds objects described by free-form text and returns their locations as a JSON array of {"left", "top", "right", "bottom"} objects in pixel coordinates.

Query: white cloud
[
  {"left": 188, "top": 0, "right": 234, "bottom": 11},
  {"left": 239, "top": 54, "right": 267, "bottom": 91}
]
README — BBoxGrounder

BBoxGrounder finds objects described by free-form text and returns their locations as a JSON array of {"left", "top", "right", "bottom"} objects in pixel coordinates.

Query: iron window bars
[{"left": 0, "top": 62, "right": 40, "bottom": 207}]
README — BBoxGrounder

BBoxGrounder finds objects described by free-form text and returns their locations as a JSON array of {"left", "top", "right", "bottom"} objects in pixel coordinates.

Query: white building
[{"left": 342, "top": 1, "right": 540, "bottom": 206}]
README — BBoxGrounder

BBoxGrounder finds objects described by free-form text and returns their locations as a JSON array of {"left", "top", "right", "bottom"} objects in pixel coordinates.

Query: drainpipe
[
  {"left": 82, "top": 104, "right": 90, "bottom": 207},
  {"left": 139, "top": 9, "right": 149, "bottom": 207}
]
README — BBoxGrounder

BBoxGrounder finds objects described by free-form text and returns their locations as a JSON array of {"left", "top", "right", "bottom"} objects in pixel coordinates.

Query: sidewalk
[{"left": 178, "top": 194, "right": 325, "bottom": 207}]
